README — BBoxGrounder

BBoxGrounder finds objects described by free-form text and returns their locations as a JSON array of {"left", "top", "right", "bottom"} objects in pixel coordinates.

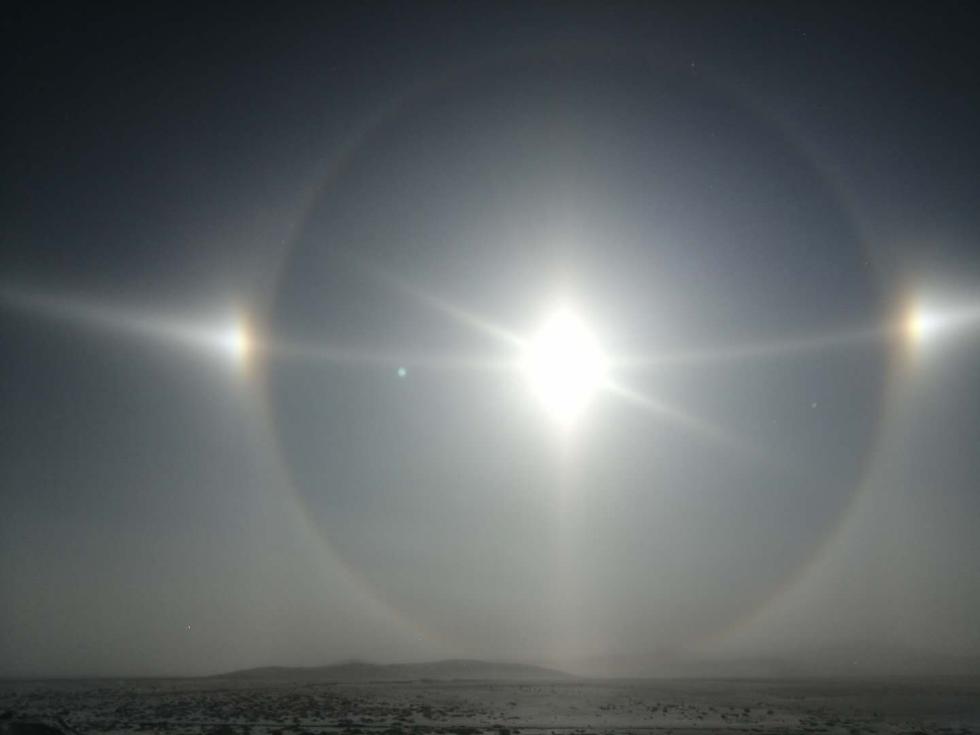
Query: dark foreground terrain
[{"left": 2, "top": 677, "right": 978, "bottom": 735}]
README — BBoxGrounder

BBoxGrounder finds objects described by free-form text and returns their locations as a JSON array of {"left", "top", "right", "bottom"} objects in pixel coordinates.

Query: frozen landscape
[{"left": 3, "top": 669, "right": 979, "bottom": 735}]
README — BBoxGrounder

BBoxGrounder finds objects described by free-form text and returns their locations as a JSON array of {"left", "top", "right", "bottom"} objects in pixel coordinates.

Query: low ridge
[{"left": 218, "top": 659, "right": 571, "bottom": 681}]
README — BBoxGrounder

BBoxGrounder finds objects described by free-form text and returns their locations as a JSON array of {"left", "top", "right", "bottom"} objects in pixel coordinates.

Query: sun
[{"left": 521, "top": 308, "right": 608, "bottom": 425}]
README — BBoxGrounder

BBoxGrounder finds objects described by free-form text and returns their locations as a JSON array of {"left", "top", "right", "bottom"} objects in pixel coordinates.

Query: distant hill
[{"left": 217, "top": 659, "right": 572, "bottom": 682}]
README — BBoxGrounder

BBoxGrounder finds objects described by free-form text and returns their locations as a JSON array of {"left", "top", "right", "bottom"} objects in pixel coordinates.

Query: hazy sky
[{"left": 2, "top": 4, "right": 979, "bottom": 677}]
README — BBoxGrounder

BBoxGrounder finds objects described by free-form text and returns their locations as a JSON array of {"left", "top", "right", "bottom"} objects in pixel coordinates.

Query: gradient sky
[{"left": 2, "top": 4, "right": 979, "bottom": 677}]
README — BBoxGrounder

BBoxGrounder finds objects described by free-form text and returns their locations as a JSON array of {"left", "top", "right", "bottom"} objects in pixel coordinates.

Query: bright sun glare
[
  {"left": 904, "top": 299, "right": 946, "bottom": 351},
  {"left": 220, "top": 315, "right": 252, "bottom": 370},
  {"left": 522, "top": 308, "right": 608, "bottom": 425},
  {"left": 905, "top": 305, "right": 926, "bottom": 345}
]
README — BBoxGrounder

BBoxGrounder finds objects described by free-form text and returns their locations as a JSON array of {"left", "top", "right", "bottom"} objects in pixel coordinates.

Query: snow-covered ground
[{"left": 2, "top": 677, "right": 978, "bottom": 735}]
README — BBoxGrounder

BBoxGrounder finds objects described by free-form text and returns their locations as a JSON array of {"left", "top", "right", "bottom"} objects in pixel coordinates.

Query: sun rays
[
  {"left": 5, "top": 274, "right": 979, "bottom": 458},
  {"left": 0, "top": 285, "right": 255, "bottom": 375}
]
